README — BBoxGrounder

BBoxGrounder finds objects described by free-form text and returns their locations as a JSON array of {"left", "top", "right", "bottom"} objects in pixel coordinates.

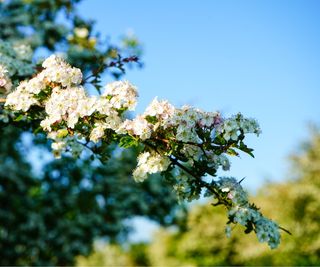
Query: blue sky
[
  {"left": 76, "top": 0, "right": 320, "bottom": 241},
  {"left": 78, "top": 0, "right": 320, "bottom": 191}
]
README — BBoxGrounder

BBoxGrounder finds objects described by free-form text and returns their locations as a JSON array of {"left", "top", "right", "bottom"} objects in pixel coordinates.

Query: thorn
[{"left": 279, "top": 226, "right": 292, "bottom": 235}]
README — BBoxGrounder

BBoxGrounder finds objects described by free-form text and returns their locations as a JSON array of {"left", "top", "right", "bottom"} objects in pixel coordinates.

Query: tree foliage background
[{"left": 0, "top": 0, "right": 185, "bottom": 265}]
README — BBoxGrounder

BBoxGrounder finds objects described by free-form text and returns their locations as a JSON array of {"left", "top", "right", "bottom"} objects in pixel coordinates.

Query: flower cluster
[
  {"left": 104, "top": 80, "right": 138, "bottom": 111},
  {"left": 5, "top": 55, "right": 83, "bottom": 112},
  {"left": 221, "top": 115, "right": 261, "bottom": 141},
  {"left": 117, "top": 98, "right": 174, "bottom": 140},
  {"left": 228, "top": 205, "right": 280, "bottom": 249},
  {"left": 217, "top": 177, "right": 248, "bottom": 204},
  {"left": 217, "top": 177, "right": 281, "bottom": 248},
  {"left": 5, "top": 55, "right": 139, "bottom": 157},
  {"left": 118, "top": 99, "right": 260, "bottom": 180},
  {"left": 3, "top": 55, "right": 284, "bottom": 249},
  {"left": 173, "top": 172, "right": 202, "bottom": 202},
  {"left": 5, "top": 79, "right": 40, "bottom": 111},
  {"left": 133, "top": 151, "right": 171, "bottom": 182},
  {"left": 41, "top": 55, "right": 82, "bottom": 87},
  {"left": 0, "top": 65, "right": 12, "bottom": 95},
  {"left": 0, "top": 39, "right": 33, "bottom": 79}
]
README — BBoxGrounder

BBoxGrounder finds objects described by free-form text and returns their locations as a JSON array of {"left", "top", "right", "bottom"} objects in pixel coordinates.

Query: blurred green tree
[
  {"left": 0, "top": 0, "right": 185, "bottom": 265},
  {"left": 76, "top": 243, "right": 132, "bottom": 266},
  {"left": 76, "top": 242, "right": 151, "bottom": 266}
]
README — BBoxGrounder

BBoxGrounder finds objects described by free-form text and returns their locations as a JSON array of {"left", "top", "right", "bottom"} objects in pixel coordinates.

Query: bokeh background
[{"left": 1, "top": 0, "right": 320, "bottom": 266}]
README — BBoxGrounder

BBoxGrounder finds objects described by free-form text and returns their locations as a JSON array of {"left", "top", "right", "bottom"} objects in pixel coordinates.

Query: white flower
[
  {"left": 181, "top": 144, "right": 203, "bottom": 165},
  {"left": 0, "top": 64, "right": 12, "bottom": 94},
  {"left": 118, "top": 115, "right": 152, "bottom": 140},
  {"left": 104, "top": 80, "right": 138, "bottom": 110},
  {"left": 225, "top": 225, "right": 232, "bottom": 238},
  {"left": 42, "top": 85, "right": 88, "bottom": 130},
  {"left": 90, "top": 123, "right": 107, "bottom": 143},
  {"left": 198, "top": 112, "right": 216, "bottom": 127},
  {"left": 217, "top": 177, "right": 247, "bottom": 205},
  {"left": 12, "top": 42, "right": 32, "bottom": 61},
  {"left": 25, "top": 76, "right": 46, "bottom": 94},
  {"left": 132, "top": 166, "right": 149, "bottom": 182},
  {"left": 133, "top": 152, "right": 170, "bottom": 182},
  {"left": 74, "top": 27, "right": 89, "bottom": 38},
  {"left": 5, "top": 85, "right": 39, "bottom": 112},
  {"left": 42, "top": 55, "right": 82, "bottom": 86},
  {"left": 94, "top": 97, "right": 113, "bottom": 115},
  {"left": 144, "top": 97, "right": 175, "bottom": 124},
  {"left": 104, "top": 114, "right": 122, "bottom": 131},
  {"left": 51, "top": 140, "right": 66, "bottom": 151}
]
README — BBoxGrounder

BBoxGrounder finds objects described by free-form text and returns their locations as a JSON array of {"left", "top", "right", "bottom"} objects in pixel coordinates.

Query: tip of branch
[{"left": 279, "top": 226, "right": 292, "bottom": 235}]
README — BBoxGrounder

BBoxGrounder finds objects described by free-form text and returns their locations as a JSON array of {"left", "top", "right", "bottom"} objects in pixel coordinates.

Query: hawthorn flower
[
  {"left": 133, "top": 151, "right": 171, "bottom": 182},
  {"left": 221, "top": 114, "right": 261, "bottom": 141},
  {"left": 42, "top": 55, "right": 82, "bottom": 86},
  {"left": 0, "top": 64, "right": 12, "bottom": 94},
  {"left": 104, "top": 80, "right": 138, "bottom": 110},
  {"left": 118, "top": 115, "right": 152, "bottom": 140},
  {"left": 104, "top": 113, "right": 122, "bottom": 131},
  {"left": 25, "top": 76, "right": 46, "bottom": 94},
  {"left": 181, "top": 144, "right": 203, "bottom": 165},
  {"left": 217, "top": 177, "right": 247, "bottom": 205},
  {"left": 94, "top": 97, "right": 114, "bottom": 115},
  {"left": 51, "top": 140, "right": 66, "bottom": 151},
  {"left": 198, "top": 111, "right": 216, "bottom": 127},
  {"left": 42, "top": 85, "right": 88, "bottom": 130},
  {"left": 255, "top": 218, "right": 280, "bottom": 249},
  {"left": 74, "top": 27, "right": 89, "bottom": 38},
  {"left": 5, "top": 81, "right": 39, "bottom": 111},
  {"left": 206, "top": 152, "right": 231, "bottom": 171},
  {"left": 225, "top": 225, "right": 232, "bottom": 238},
  {"left": 222, "top": 119, "right": 239, "bottom": 141},
  {"left": 12, "top": 42, "right": 33, "bottom": 61},
  {"left": 144, "top": 97, "right": 175, "bottom": 126},
  {"left": 90, "top": 122, "right": 107, "bottom": 143}
]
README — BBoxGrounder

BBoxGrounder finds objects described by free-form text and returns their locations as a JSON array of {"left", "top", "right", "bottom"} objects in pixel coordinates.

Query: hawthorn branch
[{"left": 168, "top": 156, "right": 230, "bottom": 206}]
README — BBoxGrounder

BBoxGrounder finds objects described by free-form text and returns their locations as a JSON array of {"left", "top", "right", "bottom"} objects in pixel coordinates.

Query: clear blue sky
[{"left": 77, "top": 0, "right": 320, "bottom": 192}]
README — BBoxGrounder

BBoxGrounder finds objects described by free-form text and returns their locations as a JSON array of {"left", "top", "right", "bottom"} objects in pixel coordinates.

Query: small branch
[{"left": 279, "top": 226, "right": 292, "bottom": 235}]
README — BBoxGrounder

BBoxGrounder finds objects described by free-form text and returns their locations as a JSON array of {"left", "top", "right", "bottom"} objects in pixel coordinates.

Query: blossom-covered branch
[{"left": 3, "top": 55, "right": 285, "bottom": 249}]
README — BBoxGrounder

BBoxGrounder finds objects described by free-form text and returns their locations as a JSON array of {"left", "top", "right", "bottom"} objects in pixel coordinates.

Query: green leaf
[
  {"left": 33, "top": 126, "right": 43, "bottom": 134},
  {"left": 226, "top": 148, "right": 239, "bottom": 157},
  {"left": 119, "top": 135, "right": 139, "bottom": 148},
  {"left": 145, "top": 115, "right": 158, "bottom": 124},
  {"left": 238, "top": 141, "right": 255, "bottom": 158},
  {"left": 56, "top": 129, "right": 69, "bottom": 138},
  {"left": 14, "top": 114, "right": 25, "bottom": 122},
  {"left": 244, "top": 221, "right": 254, "bottom": 234}
]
